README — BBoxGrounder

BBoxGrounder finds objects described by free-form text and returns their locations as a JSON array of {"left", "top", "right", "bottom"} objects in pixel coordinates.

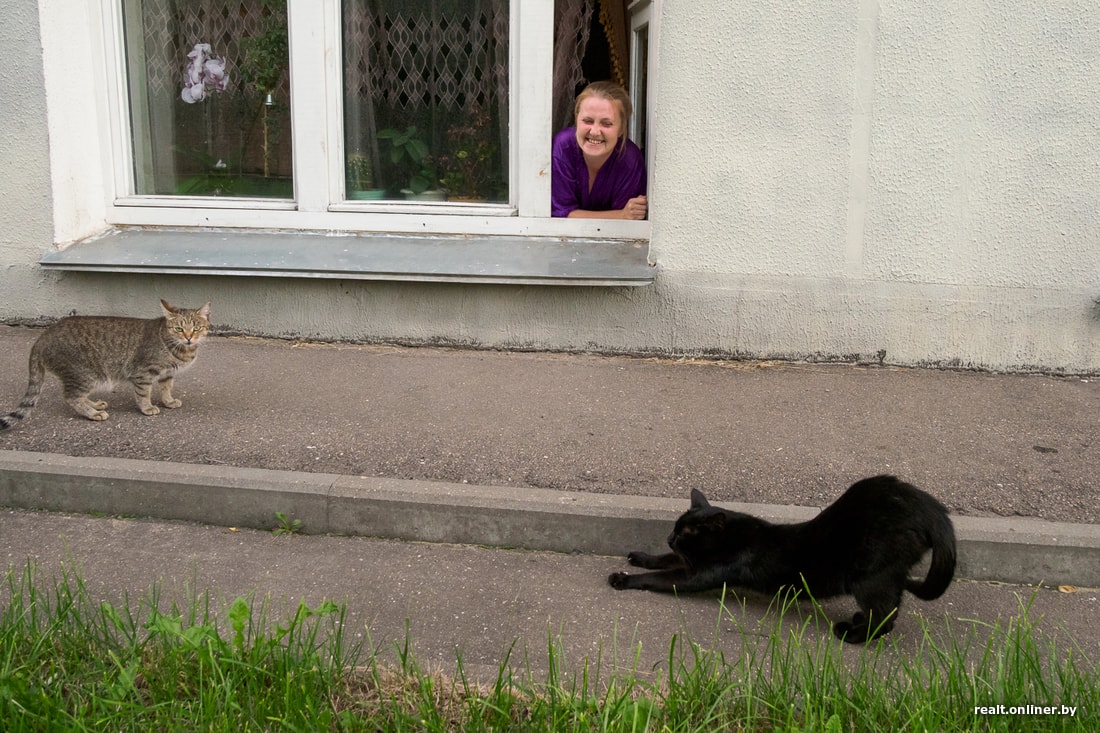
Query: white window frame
[
  {"left": 629, "top": 0, "right": 659, "bottom": 194},
  {"left": 40, "top": 0, "right": 651, "bottom": 246}
]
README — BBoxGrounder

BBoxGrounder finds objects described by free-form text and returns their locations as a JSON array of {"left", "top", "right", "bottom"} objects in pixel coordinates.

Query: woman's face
[{"left": 575, "top": 96, "right": 623, "bottom": 165}]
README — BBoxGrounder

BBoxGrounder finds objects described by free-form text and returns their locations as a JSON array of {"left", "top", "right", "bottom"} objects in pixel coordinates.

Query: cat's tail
[
  {"left": 0, "top": 348, "right": 45, "bottom": 430},
  {"left": 906, "top": 511, "right": 957, "bottom": 600}
]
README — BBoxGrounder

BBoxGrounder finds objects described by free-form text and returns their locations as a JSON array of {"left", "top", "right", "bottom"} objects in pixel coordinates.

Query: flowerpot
[
  {"left": 402, "top": 189, "right": 447, "bottom": 202},
  {"left": 348, "top": 189, "right": 387, "bottom": 200}
]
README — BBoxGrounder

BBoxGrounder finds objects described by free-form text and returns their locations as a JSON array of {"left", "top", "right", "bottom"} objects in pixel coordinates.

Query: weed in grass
[{"left": 273, "top": 511, "right": 303, "bottom": 535}]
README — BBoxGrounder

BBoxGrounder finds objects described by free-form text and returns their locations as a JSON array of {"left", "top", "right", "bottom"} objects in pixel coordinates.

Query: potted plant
[
  {"left": 437, "top": 105, "right": 501, "bottom": 201},
  {"left": 346, "top": 152, "right": 385, "bottom": 200},
  {"left": 377, "top": 125, "right": 445, "bottom": 201},
  {"left": 238, "top": 2, "right": 289, "bottom": 180}
]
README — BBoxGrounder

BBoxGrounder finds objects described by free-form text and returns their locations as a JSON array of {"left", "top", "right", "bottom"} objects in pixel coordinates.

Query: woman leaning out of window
[{"left": 551, "top": 81, "right": 647, "bottom": 219}]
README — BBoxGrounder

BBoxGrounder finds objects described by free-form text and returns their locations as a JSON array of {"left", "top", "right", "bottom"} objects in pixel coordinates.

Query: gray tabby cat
[{"left": 0, "top": 300, "right": 211, "bottom": 429}]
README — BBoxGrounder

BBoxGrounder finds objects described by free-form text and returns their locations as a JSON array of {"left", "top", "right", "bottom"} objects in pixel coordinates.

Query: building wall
[
  {"left": 0, "top": 2, "right": 54, "bottom": 297},
  {"left": 649, "top": 1, "right": 1100, "bottom": 371},
  {"left": 2, "top": 2, "right": 1098, "bottom": 372}
]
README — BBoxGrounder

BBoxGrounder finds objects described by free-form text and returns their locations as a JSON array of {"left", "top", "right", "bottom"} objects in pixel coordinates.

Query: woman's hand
[
  {"left": 565, "top": 195, "right": 648, "bottom": 220},
  {"left": 621, "top": 195, "right": 647, "bottom": 220}
]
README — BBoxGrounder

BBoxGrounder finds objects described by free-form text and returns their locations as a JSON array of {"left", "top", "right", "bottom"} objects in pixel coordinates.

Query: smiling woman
[{"left": 550, "top": 81, "right": 647, "bottom": 219}]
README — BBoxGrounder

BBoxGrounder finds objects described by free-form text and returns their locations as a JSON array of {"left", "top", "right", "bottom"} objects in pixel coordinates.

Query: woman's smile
[{"left": 575, "top": 97, "right": 623, "bottom": 165}]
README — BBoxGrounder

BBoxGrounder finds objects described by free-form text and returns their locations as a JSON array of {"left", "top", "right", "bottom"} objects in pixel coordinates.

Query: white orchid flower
[
  {"left": 204, "top": 58, "right": 228, "bottom": 92},
  {"left": 181, "top": 42, "right": 229, "bottom": 104},
  {"left": 181, "top": 83, "right": 204, "bottom": 103}
]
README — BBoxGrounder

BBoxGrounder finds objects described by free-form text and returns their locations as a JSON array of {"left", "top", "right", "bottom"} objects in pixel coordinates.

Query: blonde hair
[{"left": 573, "top": 81, "right": 633, "bottom": 130}]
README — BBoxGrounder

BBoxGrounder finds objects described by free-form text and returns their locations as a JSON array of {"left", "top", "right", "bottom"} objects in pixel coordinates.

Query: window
[
  {"left": 42, "top": 1, "right": 653, "bottom": 273},
  {"left": 122, "top": 0, "right": 294, "bottom": 199},
  {"left": 343, "top": 1, "right": 509, "bottom": 205}
]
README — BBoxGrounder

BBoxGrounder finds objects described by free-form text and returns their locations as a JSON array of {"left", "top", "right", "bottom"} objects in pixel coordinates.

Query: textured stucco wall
[
  {"left": 2, "top": 2, "right": 1099, "bottom": 372},
  {"left": 648, "top": 0, "right": 1100, "bottom": 370},
  {"left": 0, "top": 2, "right": 54, "bottom": 295}
]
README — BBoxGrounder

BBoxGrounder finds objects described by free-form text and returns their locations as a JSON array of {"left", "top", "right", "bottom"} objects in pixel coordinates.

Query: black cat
[{"left": 608, "top": 475, "right": 956, "bottom": 643}]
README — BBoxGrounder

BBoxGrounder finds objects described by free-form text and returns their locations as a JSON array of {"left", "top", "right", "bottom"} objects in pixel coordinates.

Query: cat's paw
[
  {"left": 832, "top": 620, "right": 866, "bottom": 644},
  {"left": 90, "top": 400, "right": 108, "bottom": 410},
  {"left": 140, "top": 405, "right": 161, "bottom": 416},
  {"left": 836, "top": 610, "right": 895, "bottom": 643},
  {"left": 162, "top": 398, "right": 182, "bottom": 409},
  {"left": 88, "top": 410, "right": 109, "bottom": 421},
  {"left": 608, "top": 572, "right": 633, "bottom": 590},
  {"left": 834, "top": 613, "right": 893, "bottom": 644},
  {"left": 626, "top": 552, "right": 648, "bottom": 567}
]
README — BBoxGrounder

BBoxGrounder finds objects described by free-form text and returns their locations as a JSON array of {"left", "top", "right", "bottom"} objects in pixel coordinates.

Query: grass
[{"left": 0, "top": 562, "right": 1095, "bottom": 731}]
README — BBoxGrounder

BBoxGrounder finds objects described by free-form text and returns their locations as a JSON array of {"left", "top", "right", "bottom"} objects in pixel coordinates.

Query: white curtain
[
  {"left": 553, "top": 0, "right": 595, "bottom": 131},
  {"left": 343, "top": 0, "right": 510, "bottom": 183}
]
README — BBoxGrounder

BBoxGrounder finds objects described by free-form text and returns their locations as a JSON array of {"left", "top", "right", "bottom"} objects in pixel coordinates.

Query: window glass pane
[
  {"left": 342, "top": 0, "right": 509, "bottom": 203},
  {"left": 631, "top": 23, "right": 648, "bottom": 150},
  {"left": 122, "top": 0, "right": 292, "bottom": 198}
]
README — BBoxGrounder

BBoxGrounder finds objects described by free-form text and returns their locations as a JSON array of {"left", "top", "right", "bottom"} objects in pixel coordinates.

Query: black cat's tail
[
  {"left": 906, "top": 510, "right": 957, "bottom": 600},
  {"left": 0, "top": 348, "right": 45, "bottom": 430}
]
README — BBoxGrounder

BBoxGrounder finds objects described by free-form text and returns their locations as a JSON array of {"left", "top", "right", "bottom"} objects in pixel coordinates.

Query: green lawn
[{"left": 1, "top": 562, "right": 1094, "bottom": 731}]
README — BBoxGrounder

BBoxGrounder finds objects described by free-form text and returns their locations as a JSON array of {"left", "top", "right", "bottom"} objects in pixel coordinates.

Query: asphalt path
[{"left": 1, "top": 326, "right": 1097, "bottom": 524}]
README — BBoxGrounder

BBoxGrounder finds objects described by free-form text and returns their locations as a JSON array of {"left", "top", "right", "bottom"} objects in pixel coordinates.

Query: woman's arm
[{"left": 567, "top": 195, "right": 647, "bottom": 219}]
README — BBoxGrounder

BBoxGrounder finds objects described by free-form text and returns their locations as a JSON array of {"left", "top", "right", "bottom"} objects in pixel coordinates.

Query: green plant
[
  {"left": 346, "top": 152, "right": 376, "bottom": 191},
  {"left": 0, "top": 562, "right": 356, "bottom": 730},
  {"left": 272, "top": 511, "right": 301, "bottom": 535},
  {"left": 237, "top": 1, "right": 288, "bottom": 96},
  {"left": 436, "top": 104, "right": 501, "bottom": 200},
  {"left": 377, "top": 125, "right": 436, "bottom": 194},
  {"left": 238, "top": 0, "right": 289, "bottom": 178}
]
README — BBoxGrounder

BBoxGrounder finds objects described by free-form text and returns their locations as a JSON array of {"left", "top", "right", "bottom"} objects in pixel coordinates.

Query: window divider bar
[
  {"left": 286, "top": 0, "right": 334, "bottom": 212},
  {"left": 513, "top": 0, "right": 554, "bottom": 218}
]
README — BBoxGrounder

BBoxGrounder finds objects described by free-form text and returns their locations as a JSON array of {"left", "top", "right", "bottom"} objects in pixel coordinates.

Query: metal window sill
[{"left": 40, "top": 227, "right": 656, "bottom": 287}]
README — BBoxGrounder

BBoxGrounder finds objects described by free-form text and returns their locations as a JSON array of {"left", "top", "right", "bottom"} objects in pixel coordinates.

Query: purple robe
[{"left": 551, "top": 127, "right": 647, "bottom": 218}]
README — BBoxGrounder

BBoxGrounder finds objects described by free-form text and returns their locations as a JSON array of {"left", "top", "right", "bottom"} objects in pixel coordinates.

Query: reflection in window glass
[
  {"left": 632, "top": 24, "right": 648, "bottom": 152},
  {"left": 122, "top": 0, "right": 292, "bottom": 198},
  {"left": 342, "top": 0, "right": 509, "bottom": 203}
]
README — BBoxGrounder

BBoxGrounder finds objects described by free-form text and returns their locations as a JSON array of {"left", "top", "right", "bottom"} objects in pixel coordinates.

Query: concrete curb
[{"left": 2, "top": 449, "right": 1098, "bottom": 589}]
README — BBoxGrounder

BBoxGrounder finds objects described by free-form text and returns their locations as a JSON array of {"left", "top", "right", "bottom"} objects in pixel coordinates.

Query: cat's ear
[
  {"left": 690, "top": 488, "right": 710, "bottom": 509},
  {"left": 197, "top": 302, "right": 211, "bottom": 319},
  {"left": 160, "top": 299, "right": 178, "bottom": 315}
]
